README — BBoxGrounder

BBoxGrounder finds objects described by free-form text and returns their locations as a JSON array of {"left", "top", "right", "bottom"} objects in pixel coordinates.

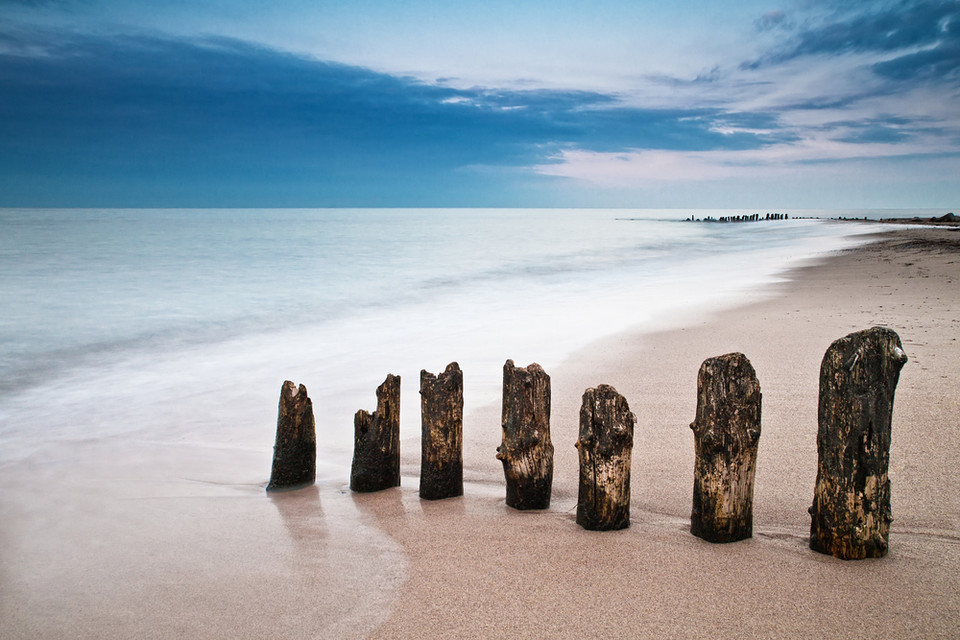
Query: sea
[{"left": 0, "top": 208, "right": 912, "bottom": 480}]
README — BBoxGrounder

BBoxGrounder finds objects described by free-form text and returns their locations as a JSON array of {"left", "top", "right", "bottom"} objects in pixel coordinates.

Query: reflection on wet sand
[{"left": 269, "top": 483, "right": 327, "bottom": 546}]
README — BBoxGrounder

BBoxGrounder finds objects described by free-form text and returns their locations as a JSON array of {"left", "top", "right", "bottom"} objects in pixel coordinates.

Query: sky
[{"left": 0, "top": 0, "right": 958, "bottom": 208}]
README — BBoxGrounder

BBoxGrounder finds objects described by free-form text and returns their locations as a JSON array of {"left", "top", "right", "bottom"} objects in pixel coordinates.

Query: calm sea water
[{"left": 0, "top": 208, "right": 893, "bottom": 476}]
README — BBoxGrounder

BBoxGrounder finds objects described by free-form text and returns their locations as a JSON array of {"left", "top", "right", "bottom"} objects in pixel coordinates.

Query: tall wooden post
[
  {"left": 496, "top": 360, "right": 553, "bottom": 510},
  {"left": 267, "top": 380, "right": 316, "bottom": 491},
  {"left": 576, "top": 385, "right": 635, "bottom": 530},
  {"left": 690, "top": 353, "right": 762, "bottom": 543},
  {"left": 810, "top": 327, "right": 907, "bottom": 559},
  {"left": 420, "top": 362, "right": 464, "bottom": 500},
  {"left": 350, "top": 374, "right": 401, "bottom": 493}
]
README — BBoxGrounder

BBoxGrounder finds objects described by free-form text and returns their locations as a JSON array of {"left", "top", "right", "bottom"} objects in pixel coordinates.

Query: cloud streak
[
  {"left": 745, "top": 0, "right": 960, "bottom": 83},
  {"left": 536, "top": 135, "right": 959, "bottom": 187}
]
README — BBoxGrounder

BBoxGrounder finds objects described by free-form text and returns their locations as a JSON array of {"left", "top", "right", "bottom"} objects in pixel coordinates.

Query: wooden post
[
  {"left": 810, "top": 327, "right": 907, "bottom": 559},
  {"left": 496, "top": 360, "right": 553, "bottom": 510},
  {"left": 420, "top": 362, "right": 464, "bottom": 500},
  {"left": 350, "top": 374, "right": 401, "bottom": 493},
  {"left": 267, "top": 380, "right": 316, "bottom": 491},
  {"left": 689, "top": 353, "right": 762, "bottom": 543},
  {"left": 576, "top": 385, "right": 635, "bottom": 530}
]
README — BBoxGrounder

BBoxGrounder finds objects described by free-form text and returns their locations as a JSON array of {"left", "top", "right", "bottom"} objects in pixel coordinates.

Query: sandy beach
[{"left": 1, "top": 225, "right": 958, "bottom": 639}]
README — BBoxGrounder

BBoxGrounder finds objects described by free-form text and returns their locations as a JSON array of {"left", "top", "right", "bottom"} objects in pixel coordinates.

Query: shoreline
[
  {"left": 372, "top": 225, "right": 960, "bottom": 638},
  {"left": 2, "top": 226, "right": 958, "bottom": 639}
]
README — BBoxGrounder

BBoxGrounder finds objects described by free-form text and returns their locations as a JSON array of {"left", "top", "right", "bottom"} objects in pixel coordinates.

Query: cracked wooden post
[
  {"left": 690, "top": 353, "right": 762, "bottom": 542},
  {"left": 419, "top": 362, "right": 464, "bottom": 500},
  {"left": 496, "top": 360, "right": 553, "bottom": 510},
  {"left": 809, "top": 327, "right": 907, "bottom": 559},
  {"left": 576, "top": 385, "right": 635, "bottom": 530},
  {"left": 267, "top": 380, "right": 317, "bottom": 491},
  {"left": 350, "top": 374, "right": 401, "bottom": 493}
]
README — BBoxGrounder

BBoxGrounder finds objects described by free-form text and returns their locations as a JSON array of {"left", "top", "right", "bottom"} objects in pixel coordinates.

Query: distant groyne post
[
  {"left": 266, "top": 380, "right": 317, "bottom": 491},
  {"left": 419, "top": 363, "right": 464, "bottom": 500},
  {"left": 350, "top": 374, "right": 401, "bottom": 493},
  {"left": 809, "top": 327, "right": 907, "bottom": 559},
  {"left": 496, "top": 360, "right": 553, "bottom": 510},
  {"left": 690, "top": 353, "right": 762, "bottom": 543},
  {"left": 576, "top": 385, "right": 635, "bottom": 530}
]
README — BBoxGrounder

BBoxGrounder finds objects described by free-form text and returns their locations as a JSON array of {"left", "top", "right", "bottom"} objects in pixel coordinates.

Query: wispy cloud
[
  {"left": 528, "top": 1, "right": 960, "bottom": 205},
  {"left": 532, "top": 134, "right": 960, "bottom": 209},
  {"left": 872, "top": 13, "right": 960, "bottom": 82},
  {"left": 744, "top": 1, "right": 960, "bottom": 76}
]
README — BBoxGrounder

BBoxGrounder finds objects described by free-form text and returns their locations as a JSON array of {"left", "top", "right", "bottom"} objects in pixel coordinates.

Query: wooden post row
[{"left": 270, "top": 326, "right": 906, "bottom": 561}]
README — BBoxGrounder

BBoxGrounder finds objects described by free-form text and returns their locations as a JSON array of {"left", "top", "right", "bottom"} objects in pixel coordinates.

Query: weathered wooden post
[
  {"left": 689, "top": 353, "right": 762, "bottom": 542},
  {"left": 420, "top": 362, "right": 464, "bottom": 500},
  {"left": 809, "top": 327, "right": 907, "bottom": 559},
  {"left": 350, "top": 374, "right": 401, "bottom": 493},
  {"left": 496, "top": 360, "right": 553, "bottom": 510},
  {"left": 267, "top": 380, "right": 316, "bottom": 491},
  {"left": 576, "top": 385, "right": 635, "bottom": 530}
]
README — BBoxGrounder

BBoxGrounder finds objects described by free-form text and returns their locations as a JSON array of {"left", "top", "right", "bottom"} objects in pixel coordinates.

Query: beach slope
[
  {"left": 362, "top": 226, "right": 960, "bottom": 639},
  {"left": 1, "top": 227, "right": 957, "bottom": 639}
]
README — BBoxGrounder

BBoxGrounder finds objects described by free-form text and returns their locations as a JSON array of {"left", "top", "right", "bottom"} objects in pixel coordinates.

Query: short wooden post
[
  {"left": 350, "top": 374, "right": 401, "bottom": 493},
  {"left": 809, "top": 327, "right": 907, "bottom": 559},
  {"left": 576, "top": 385, "right": 635, "bottom": 530},
  {"left": 420, "top": 362, "right": 464, "bottom": 500},
  {"left": 690, "top": 353, "right": 762, "bottom": 543},
  {"left": 267, "top": 380, "right": 317, "bottom": 491},
  {"left": 496, "top": 360, "right": 553, "bottom": 510}
]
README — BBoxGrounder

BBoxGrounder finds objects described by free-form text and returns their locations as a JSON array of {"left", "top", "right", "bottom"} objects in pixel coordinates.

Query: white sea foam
[{"left": 0, "top": 208, "right": 887, "bottom": 476}]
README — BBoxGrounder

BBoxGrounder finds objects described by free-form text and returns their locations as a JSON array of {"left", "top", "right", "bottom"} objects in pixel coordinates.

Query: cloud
[
  {"left": 532, "top": 133, "right": 960, "bottom": 190},
  {"left": 818, "top": 117, "right": 921, "bottom": 144},
  {"left": 1, "top": 5, "right": 957, "bottom": 208},
  {"left": 726, "top": 1, "right": 959, "bottom": 158},
  {"left": 872, "top": 12, "right": 960, "bottom": 81},
  {"left": 532, "top": 89, "right": 960, "bottom": 193},
  {"left": 0, "top": 28, "right": 796, "bottom": 206},
  {"left": 744, "top": 1, "right": 960, "bottom": 71},
  {"left": 0, "top": 32, "right": 551, "bottom": 203}
]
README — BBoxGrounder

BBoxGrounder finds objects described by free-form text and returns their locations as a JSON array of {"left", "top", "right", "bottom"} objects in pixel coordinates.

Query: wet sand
[
  {"left": 2, "top": 226, "right": 958, "bottom": 638},
  {"left": 366, "top": 226, "right": 960, "bottom": 639}
]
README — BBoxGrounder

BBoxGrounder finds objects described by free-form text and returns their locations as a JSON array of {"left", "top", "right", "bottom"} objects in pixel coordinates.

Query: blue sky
[{"left": 1, "top": 0, "right": 958, "bottom": 208}]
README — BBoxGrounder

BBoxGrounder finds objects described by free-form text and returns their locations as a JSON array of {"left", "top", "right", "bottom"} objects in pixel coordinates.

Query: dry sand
[{"left": 2, "top": 226, "right": 958, "bottom": 639}]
